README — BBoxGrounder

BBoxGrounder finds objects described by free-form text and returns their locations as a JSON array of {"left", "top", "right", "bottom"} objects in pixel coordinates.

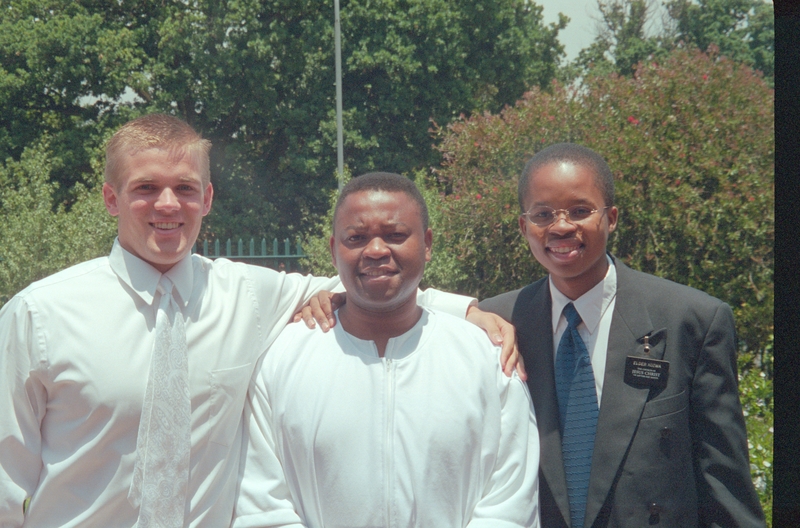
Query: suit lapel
[
  {"left": 584, "top": 258, "right": 667, "bottom": 526},
  {"left": 513, "top": 280, "right": 572, "bottom": 526}
]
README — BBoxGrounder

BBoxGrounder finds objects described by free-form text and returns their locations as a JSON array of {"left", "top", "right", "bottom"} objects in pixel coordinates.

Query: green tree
[
  {"left": 564, "top": 0, "right": 774, "bottom": 86},
  {"left": 0, "top": 140, "right": 116, "bottom": 307},
  {"left": 0, "top": 0, "right": 565, "bottom": 241},
  {"left": 666, "top": 0, "right": 773, "bottom": 85}
]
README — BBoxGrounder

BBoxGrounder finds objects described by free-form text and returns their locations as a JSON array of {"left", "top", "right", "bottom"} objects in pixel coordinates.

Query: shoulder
[
  {"left": 615, "top": 259, "right": 726, "bottom": 310},
  {"left": 17, "top": 256, "right": 110, "bottom": 300},
  {"left": 195, "top": 256, "right": 286, "bottom": 299},
  {"left": 478, "top": 277, "right": 548, "bottom": 321},
  {"left": 424, "top": 310, "right": 528, "bottom": 393},
  {"left": 613, "top": 258, "right": 733, "bottom": 333},
  {"left": 197, "top": 255, "right": 262, "bottom": 282},
  {"left": 423, "top": 308, "right": 504, "bottom": 367},
  {"left": 264, "top": 320, "right": 333, "bottom": 366},
  {"left": 427, "top": 308, "right": 493, "bottom": 341}
]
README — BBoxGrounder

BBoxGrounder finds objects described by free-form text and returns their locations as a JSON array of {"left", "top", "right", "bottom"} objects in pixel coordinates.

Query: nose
[
  {"left": 363, "top": 236, "right": 390, "bottom": 260},
  {"left": 548, "top": 212, "right": 578, "bottom": 234},
  {"left": 154, "top": 188, "right": 180, "bottom": 212}
]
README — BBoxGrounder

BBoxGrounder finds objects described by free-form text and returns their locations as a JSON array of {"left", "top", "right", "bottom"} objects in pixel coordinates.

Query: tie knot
[
  {"left": 563, "top": 303, "right": 582, "bottom": 329},
  {"left": 157, "top": 276, "right": 174, "bottom": 296}
]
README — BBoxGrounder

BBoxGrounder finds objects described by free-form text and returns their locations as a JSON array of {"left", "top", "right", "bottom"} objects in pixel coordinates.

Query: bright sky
[
  {"left": 536, "top": 0, "right": 672, "bottom": 62},
  {"left": 539, "top": 0, "right": 773, "bottom": 62},
  {"left": 537, "top": 0, "right": 601, "bottom": 61}
]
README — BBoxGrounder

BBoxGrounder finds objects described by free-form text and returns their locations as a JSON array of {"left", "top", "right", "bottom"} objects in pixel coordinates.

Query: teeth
[
  {"left": 153, "top": 222, "right": 180, "bottom": 229},
  {"left": 550, "top": 246, "right": 578, "bottom": 254},
  {"left": 362, "top": 269, "right": 393, "bottom": 276}
]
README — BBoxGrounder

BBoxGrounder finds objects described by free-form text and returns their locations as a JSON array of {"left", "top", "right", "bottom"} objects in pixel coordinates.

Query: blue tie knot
[{"left": 563, "top": 302, "right": 582, "bottom": 329}]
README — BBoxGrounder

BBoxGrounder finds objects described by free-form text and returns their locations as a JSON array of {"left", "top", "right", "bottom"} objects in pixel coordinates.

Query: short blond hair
[{"left": 104, "top": 114, "right": 212, "bottom": 188}]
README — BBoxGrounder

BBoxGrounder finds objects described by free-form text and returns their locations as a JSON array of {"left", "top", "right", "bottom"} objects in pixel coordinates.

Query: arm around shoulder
[
  {"left": 417, "top": 287, "right": 476, "bottom": 318},
  {"left": 477, "top": 288, "right": 525, "bottom": 323}
]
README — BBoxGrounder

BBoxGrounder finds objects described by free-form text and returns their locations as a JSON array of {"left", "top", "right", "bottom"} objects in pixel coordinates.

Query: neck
[
  {"left": 553, "top": 263, "right": 608, "bottom": 300},
  {"left": 338, "top": 295, "right": 422, "bottom": 357}
]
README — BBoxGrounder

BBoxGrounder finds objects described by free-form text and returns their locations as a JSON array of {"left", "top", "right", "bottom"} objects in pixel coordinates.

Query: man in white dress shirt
[
  {"left": 234, "top": 172, "right": 540, "bottom": 528},
  {"left": 0, "top": 115, "right": 510, "bottom": 527}
]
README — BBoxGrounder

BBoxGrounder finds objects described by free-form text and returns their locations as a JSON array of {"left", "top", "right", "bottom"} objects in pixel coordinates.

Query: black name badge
[{"left": 624, "top": 356, "right": 669, "bottom": 388}]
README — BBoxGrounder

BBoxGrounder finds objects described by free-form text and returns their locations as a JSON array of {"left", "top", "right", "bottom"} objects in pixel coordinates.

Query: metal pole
[{"left": 334, "top": 0, "right": 344, "bottom": 191}]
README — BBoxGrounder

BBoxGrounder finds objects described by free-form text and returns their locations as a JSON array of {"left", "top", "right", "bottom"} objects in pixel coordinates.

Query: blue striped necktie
[{"left": 555, "top": 302, "right": 598, "bottom": 528}]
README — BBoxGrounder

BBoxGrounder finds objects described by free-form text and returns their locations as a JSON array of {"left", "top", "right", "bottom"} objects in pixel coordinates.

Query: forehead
[
  {"left": 336, "top": 190, "right": 421, "bottom": 225},
  {"left": 523, "top": 161, "right": 603, "bottom": 205},
  {"left": 119, "top": 148, "right": 202, "bottom": 181}
]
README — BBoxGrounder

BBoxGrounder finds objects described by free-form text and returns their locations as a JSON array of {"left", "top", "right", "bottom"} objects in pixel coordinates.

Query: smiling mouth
[
  {"left": 152, "top": 222, "right": 182, "bottom": 230},
  {"left": 548, "top": 245, "right": 581, "bottom": 254},
  {"left": 546, "top": 239, "right": 585, "bottom": 258},
  {"left": 360, "top": 268, "right": 397, "bottom": 277}
]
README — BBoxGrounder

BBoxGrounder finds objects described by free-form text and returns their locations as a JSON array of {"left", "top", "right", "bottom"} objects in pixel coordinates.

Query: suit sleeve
[
  {"left": 468, "top": 364, "right": 540, "bottom": 528},
  {"left": 478, "top": 289, "right": 523, "bottom": 323},
  {"left": 0, "top": 297, "right": 46, "bottom": 527},
  {"left": 233, "top": 360, "right": 306, "bottom": 528},
  {"left": 691, "top": 302, "right": 765, "bottom": 527}
]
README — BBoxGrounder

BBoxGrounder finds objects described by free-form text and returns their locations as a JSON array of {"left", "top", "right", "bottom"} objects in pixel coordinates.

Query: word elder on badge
[{"left": 624, "top": 335, "right": 669, "bottom": 389}]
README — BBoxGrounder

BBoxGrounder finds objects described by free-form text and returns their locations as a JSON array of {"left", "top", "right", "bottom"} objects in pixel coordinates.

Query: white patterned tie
[{"left": 128, "top": 276, "right": 191, "bottom": 528}]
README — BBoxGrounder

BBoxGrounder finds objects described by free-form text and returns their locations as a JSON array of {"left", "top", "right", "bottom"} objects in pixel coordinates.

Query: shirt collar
[
  {"left": 550, "top": 254, "right": 617, "bottom": 334},
  {"left": 108, "top": 238, "right": 194, "bottom": 307}
]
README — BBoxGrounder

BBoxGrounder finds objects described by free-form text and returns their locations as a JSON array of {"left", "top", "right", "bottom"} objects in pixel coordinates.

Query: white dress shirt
[
  {"left": 549, "top": 256, "right": 617, "bottom": 406},
  {"left": 235, "top": 309, "right": 540, "bottom": 528},
  {"left": 0, "top": 240, "right": 474, "bottom": 527}
]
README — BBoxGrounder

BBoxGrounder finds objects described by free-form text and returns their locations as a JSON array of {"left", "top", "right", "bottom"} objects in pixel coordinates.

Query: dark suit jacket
[{"left": 479, "top": 255, "right": 764, "bottom": 528}]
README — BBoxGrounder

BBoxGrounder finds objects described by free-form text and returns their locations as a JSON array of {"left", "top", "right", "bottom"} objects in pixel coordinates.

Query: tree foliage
[
  {"left": 666, "top": 0, "right": 774, "bottom": 84},
  {"left": 0, "top": 0, "right": 565, "bottom": 241},
  {"left": 563, "top": 0, "right": 773, "bottom": 86},
  {"left": 0, "top": 140, "right": 117, "bottom": 306}
]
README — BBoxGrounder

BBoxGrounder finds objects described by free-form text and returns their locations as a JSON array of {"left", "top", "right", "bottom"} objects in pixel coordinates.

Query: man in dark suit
[{"left": 479, "top": 143, "right": 764, "bottom": 527}]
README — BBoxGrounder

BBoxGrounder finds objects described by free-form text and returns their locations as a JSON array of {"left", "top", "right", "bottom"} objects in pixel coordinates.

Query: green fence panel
[{"left": 192, "top": 237, "right": 306, "bottom": 272}]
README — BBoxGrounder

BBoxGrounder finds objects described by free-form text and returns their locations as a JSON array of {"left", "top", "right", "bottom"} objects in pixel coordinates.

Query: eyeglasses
[{"left": 521, "top": 205, "right": 610, "bottom": 227}]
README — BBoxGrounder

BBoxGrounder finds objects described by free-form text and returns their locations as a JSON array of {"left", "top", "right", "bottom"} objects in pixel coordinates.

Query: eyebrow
[
  {"left": 128, "top": 175, "right": 201, "bottom": 185},
  {"left": 529, "top": 198, "right": 596, "bottom": 206},
  {"left": 342, "top": 221, "right": 410, "bottom": 231}
]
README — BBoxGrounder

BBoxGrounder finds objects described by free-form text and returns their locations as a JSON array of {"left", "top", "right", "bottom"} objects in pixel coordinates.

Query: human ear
[
  {"left": 102, "top": 183, "right": 120, "bottom": 216},
  {"left": 518, "top": 215, "right": 528, "bottom": 236},
  {"left": 202, "top": 183, "right": 214, "bottom": 216},
  {"left": 424, "top": 228, "right": 433, "bottom": 262},
  {"left": 606, "top": 205, "right": 619, "bottom": 233}
]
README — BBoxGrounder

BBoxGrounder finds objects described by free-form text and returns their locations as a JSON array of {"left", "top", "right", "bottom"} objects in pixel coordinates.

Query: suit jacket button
[
  {"left": 648, "top": 502, "right": 663, "bottom": 515},
  {"left": 660, "top": 427, "right": 671, "bottom": 438}
]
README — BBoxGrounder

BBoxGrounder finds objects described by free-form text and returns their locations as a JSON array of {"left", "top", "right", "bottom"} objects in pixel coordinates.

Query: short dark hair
[
  {"left": 334, "top": 172, "right": 429, "bottom": 230},
  {"left": 518, "top": 143, "right": 615, "bottom": 212}
]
